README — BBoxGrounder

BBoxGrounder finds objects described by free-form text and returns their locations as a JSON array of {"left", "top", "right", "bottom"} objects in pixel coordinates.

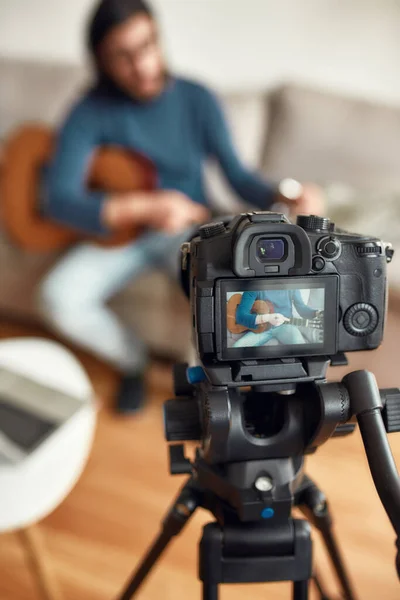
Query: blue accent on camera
[
  {"left": 261, "top": 507, "right": 275, "bottom": 520},
  {"left": 187, "top": 366, "right": 207, "bottom": 384}
]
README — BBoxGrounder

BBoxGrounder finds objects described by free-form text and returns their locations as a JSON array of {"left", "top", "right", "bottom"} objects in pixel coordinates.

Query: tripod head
[
  {"left": 117, "top": 364, "right": 400, "bottom": 600},
  {"left": 164, "top": 361, "right": 400, "bottom": 576},
  {"left": 166, "top": 358, "right": 356, "bottom": 465}
]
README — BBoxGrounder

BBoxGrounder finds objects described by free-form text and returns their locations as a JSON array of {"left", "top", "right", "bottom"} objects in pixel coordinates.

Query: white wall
[{"left": 0, "top": 0, "right": 399, "bottom": 105}]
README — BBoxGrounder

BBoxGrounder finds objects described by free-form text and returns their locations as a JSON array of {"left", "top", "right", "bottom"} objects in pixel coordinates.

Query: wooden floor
[{"left": 0, "top": 313, "right": 400, "bottom": 600}]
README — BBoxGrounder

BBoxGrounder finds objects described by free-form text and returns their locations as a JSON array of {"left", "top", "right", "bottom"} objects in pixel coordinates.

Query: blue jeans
[
  {"left": 234, "top": 324, "right": 306, "bottom": 348},
  {"left": 38, "top": 230, "right": 190, "bottom": 373}
]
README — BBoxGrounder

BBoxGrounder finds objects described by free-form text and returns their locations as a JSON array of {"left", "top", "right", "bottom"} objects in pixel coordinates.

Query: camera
[{"left": 183, "top": 212, "right": 393, "bottom": 387}]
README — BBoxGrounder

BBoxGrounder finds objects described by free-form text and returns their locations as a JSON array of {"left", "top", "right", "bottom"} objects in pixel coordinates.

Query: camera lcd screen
[{"left": 216, "top": 276, "right": 338, "bottom": 360}]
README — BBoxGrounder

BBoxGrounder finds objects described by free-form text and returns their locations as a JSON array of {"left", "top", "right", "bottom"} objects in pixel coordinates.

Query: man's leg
[
  {"left": 38, "top": 233, "right": 166, "bottom": 411},
  {"left": 157, "top": 228, "right": 200, "bottom": 365},
  {"left": 157, "top": 227, "right": 195, "bottom": 279},
  {"left": 233, "top": 328, "right": 275, "bottom": 348},
  {"left": 273, "top": 324, "right": 306, "bottom": 345},
  {"left": 233, "top": 324, "right": 305, "bottom": 348}
]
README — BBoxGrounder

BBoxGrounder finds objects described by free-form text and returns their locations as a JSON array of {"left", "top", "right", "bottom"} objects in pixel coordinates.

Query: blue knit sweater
[
  {"left": 236, "top": 290, "right": 318, "bottom": 331},
  {"left": 45, "top": 77, "right": 275, "bottom": 235}
]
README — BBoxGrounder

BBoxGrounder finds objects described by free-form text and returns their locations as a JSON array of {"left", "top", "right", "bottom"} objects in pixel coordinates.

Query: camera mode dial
[
  {"left": 297, "top": 215, "right": 333, "bottom": 232},
  {"left": 199, "top": 222, "right": 226, "bottom": 239}
]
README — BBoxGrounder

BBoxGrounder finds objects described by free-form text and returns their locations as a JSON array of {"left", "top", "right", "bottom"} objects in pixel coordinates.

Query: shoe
[{"left": 116, "top": 373, "right": 145, "bottom": 414}]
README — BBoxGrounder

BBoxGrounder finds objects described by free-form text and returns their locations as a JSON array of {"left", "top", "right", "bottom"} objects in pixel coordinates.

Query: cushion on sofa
[
  {"left": 205, "top": 92, "right": 271, "bottom": 213},
  {"left": 262, "top": 84, "right": 400, "bottom": 191},
  {"left": 0, "top": 57, "right": 87, "bottom": 139},
  {"left": 325, "top": 183, "right": 400, "bottom": 288}
]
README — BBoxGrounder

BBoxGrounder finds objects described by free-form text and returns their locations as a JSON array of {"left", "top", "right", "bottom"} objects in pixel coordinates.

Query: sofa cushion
[
  {"left": 204, "top": 92, "right": 270, "bottom": 213},
  {"left": 109, "top": 271, "right": 191, "bottom": 359},
  {"left": 0, "top": 227, "right": 57, "bottom": 319},
  {"left": 0, "top": 225, "right": 190, "bottom": 360},
  {"left": 0, "top": 57, "right": 87, "bottom": 138},
  {"left": 262, "top": 84, "right": 400, "bottom": 191},
  {"left": 223, "top": 93, "right": 270, "bottom": 169},
  {"left": 325, "top": 183, "right": 400, "bottom": 288}
]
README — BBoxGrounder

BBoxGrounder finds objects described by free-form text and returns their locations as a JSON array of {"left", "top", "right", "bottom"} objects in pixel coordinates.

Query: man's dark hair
[{"left": 87, "top": 0, "right": 154, "bottom": 94}]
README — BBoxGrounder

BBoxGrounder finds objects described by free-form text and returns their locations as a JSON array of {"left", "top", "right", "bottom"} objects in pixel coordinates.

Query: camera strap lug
[
  {"left": 181, "top": 242, "right": 191, "bottom": 271},
  {"left": 385, "top": 243, "right": 394, "bottom": 263}
]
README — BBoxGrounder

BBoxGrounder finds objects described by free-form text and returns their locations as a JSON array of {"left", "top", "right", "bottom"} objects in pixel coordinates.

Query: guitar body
[
  {"left": 227, "top": 293, "right": 324, "bottom": 337},
  {"left": 227, "top": 293, "right": 275, "bottom": 335},
  {"left": 0, "top": 125, "right": 157, "bottom": 251}
]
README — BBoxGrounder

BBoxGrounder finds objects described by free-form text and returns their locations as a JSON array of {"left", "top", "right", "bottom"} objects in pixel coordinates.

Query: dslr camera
[{"left": 184, "top": 212, "right": 393, "bottom": 387}]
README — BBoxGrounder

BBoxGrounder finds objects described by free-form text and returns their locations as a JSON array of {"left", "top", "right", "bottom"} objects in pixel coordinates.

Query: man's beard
[
  {"left": 95, "top": 67, "right": 169, "bottom": 102},
  {"left": 131, "top": 69, "right": 169, "bottom": 101}
]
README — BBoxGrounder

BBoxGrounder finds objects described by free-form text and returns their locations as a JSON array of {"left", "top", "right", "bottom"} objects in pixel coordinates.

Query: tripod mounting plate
[{"left": 202, "top": 356, "right": 332, "bottom": 389}]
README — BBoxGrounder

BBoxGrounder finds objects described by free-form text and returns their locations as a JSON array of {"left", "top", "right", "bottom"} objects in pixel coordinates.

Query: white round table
[{"left": 0, "top": 337, "right": 97, "bottom": 599}]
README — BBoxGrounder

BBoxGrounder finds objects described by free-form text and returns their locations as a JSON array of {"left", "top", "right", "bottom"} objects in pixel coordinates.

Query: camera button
[
  {"left": 325, "top": 241, "right": 337, "bottom": 255},
  {"left": 344, "top": 303, "right": 379, "bottom": 336},
  {"left": 264, "top": 265, "right": 279, "bottom": 273},
  {"left": 312, "top": 256, "right": 326, "bottom": 272},
  {"left": 317, "top": 236, "right": 342, "bottom": 260}
]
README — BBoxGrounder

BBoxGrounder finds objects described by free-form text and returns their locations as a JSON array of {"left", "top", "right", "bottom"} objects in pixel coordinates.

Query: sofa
[{"left": 1, "top": 56, "right": 399, "bottom": 360}]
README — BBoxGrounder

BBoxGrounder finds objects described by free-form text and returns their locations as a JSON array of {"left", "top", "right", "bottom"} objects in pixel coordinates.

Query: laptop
[{"left": 0, "top": 367, "right": 88, "bottom": 465}]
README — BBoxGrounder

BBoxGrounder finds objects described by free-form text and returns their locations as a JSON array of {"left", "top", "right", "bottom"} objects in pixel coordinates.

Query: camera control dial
[
  {"left": 344, "top": 303, "right": 379, "bottom": 337},
  {"left": 317, "top": 236, "right": 342, "bottom": 261}
]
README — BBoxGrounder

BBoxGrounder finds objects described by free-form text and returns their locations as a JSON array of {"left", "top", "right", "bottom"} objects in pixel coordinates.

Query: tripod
[
  {"left": 117, "top": 368, "right": 400, "bottom": 600},
  {"left": 117, "top": 472, "right": 355, "bottom": 600}
]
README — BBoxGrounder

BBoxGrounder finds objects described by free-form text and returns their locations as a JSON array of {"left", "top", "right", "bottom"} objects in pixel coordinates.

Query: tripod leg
[
  {"left": 202, "top": 583, "right": 218, "bottom": 600},
  {"left": 312, "top": 571, "right": 330, "bottom": 600},
  {"left": 116, "top": 477, "right": 201, "bottom": 600},
  {"left": 296, "top": 476, "right": 358, "bottom": 600},
  {"left": 312, "top": 570, "right": 333, "bottom": 600},
  {"left": 293, "top": 580, "right": 309, "bottom": 600}
]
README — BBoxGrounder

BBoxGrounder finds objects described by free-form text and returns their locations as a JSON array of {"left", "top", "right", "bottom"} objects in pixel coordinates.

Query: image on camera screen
[{"left": 226, "top": 287, "right": 325, "bottom": 350}]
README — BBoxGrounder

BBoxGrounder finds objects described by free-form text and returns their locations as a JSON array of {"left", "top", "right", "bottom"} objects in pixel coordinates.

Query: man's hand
[
  {"left": 147, "top": 191, "right": 210, "bottom": 233},
  {"left": 256, "top": 313, "right": 289, "bottom": 327},
  {"left": 102, "top": 190, "right": 210, "bottom": 233},
  {"left": 268, "top": 313, "right": 290, "bottom": 327}
]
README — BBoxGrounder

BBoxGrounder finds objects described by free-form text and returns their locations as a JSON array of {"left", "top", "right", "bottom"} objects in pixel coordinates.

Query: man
[
  {"left": 234, "top": 289, "right": 322, "bottom": 348},
  {"left": 40, "top": 0, "right": 324, "bottom": 413}
]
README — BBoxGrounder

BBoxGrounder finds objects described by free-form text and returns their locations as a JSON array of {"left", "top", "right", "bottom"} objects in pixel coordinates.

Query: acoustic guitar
[
  {"left": 227, "top": 293, "right": 324, "bottom": 335},
  {"left": 0, "top": 125, "right": 157, "bottom": 252}
]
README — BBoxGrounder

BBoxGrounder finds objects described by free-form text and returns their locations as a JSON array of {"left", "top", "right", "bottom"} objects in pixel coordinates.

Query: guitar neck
[{"left": 289, "top": 317, "right": 322, "bottom": 330}]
